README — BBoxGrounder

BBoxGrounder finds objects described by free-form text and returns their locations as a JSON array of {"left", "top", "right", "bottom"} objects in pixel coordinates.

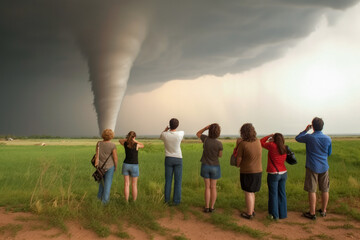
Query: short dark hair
[
  {"left": 240, "top": 123, "right": 257, "bottom": 142},
  {"left": 169, "top": 118, "right": 179, "bottom": 130},
  {"left": 312, "top": 117, "right": 324, "bottom": 131},
  {"left": 208, "top": 123, "right": 221, "bottom": 139}
]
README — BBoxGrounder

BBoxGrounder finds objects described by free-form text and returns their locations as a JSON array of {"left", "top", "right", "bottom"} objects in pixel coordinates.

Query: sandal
[
  {"left": 210, "top": 208, "right": 215, "bottom": 213},
  {"left": 203, "top": 208, "right": 210, "bottom": 213},
  {"left": 318, "top": 209, "right": 326, "bottom": 217},
  {"left": 240, "top": 212, "right": 253, "bottom": 220},
  {"left": 302, "top": 212, "right": 316, "bottom": 220}
]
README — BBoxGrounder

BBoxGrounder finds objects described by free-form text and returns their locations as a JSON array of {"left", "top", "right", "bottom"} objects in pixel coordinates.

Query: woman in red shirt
[{"left": 260, "top": 133, "right": 287, "bottom": 220}]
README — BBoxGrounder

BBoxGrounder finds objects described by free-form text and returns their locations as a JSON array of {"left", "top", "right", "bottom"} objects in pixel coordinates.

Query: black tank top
[{"left": 124, "top": 142, "right": 138, "bottom": 164}]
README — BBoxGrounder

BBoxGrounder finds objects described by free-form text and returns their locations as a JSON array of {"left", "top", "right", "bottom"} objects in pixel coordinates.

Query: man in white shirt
[{"left": 160, "top": 118, "right": 184, "bottom": 205}]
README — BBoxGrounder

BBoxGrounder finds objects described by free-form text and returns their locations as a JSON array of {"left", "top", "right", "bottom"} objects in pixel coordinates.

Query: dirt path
[{"left": 1, "top": 208, "right": 359, "bottom": 240}]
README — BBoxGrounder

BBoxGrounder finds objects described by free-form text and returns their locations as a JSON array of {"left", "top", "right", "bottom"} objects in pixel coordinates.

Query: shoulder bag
[
  {"left": 230, "top": 143, "right": 239, "bottom": 166},
  {"left": 92, "top": 143, "right": 113, "bottom": 182},
  {"left": 285, "top": 145, "right": 297, "bottom": 165}
]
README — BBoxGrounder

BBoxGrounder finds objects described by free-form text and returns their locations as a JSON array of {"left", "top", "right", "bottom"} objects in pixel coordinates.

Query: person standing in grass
[
  {"left": 236, "top": 123, "right": 262, "bottom": 220},
  {"left": 296, "top": 117, "right": 332, "bottom": 220},
  {"left": 119, "top": 131, "right": 144, "bottom": 202},
  {"left": 94, "top": 129, "right": 118, "bottom": 204},
  {"left": 160, "top": 118, "right": 184, "bottom": 205},
  {"left": 196, "top": 124, "right": 223, "bottom": 213},
  {"left": 260, "top": 133, "right": 288, "bottom": 220}
]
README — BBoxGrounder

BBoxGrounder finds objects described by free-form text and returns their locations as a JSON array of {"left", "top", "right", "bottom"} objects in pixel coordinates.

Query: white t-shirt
[{"left": 160, "top": 130, "right": 184, "bottom": 158}]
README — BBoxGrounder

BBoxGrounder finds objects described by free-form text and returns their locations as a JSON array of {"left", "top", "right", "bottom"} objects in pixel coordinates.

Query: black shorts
[{"left": 240, "top": 172, "right": 262, "bottom": 193}]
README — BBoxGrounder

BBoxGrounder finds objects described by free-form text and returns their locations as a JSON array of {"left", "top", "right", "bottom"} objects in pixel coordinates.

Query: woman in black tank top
[{"left": 119, "top": 131, "right": 144, "bottom": 202}]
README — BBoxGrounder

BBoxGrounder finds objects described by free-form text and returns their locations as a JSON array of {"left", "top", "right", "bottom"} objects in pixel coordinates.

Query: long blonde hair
[{"left": 126, "top": 131, "right": 136, "bottom": 149}]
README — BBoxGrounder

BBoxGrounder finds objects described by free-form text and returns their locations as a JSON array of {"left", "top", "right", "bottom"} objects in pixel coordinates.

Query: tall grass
[{"left": 0, "top": 139, "right": 359, "bottom": 238}]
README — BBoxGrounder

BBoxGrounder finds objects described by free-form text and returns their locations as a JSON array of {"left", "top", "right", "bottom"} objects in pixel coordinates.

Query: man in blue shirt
[{"left": 295, "top": 117, "right": 332, "bottom": 220}]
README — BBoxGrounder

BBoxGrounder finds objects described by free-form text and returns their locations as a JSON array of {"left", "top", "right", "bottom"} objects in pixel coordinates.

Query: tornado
[{"left": 75, "top": 9, "right": 148, "bottom": 134}]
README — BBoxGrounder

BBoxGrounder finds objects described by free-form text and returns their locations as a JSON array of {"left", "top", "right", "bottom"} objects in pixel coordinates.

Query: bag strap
[
  {"left": 268, "top": 153, "right": 279, "bottom": 173},
  {"left": 99, "top": 152, "right": 112, "bottom": 169}
]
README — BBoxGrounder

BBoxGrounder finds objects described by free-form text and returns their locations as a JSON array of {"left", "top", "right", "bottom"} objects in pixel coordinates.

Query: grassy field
[{"left": 0, "top": 138, "right": 359, "bottom": 238}]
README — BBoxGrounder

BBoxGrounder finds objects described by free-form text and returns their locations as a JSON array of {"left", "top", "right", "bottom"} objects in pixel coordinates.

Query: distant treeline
[
  {"left": 0, "top": 135, "right": 100, "bottom": 140},
  {"left": 1, "top": 134, "right": 359, "bottom": 140}
]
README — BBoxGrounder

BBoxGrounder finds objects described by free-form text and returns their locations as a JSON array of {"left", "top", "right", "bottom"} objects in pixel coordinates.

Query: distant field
[
  {"left": 0, "top": 138, "right": 359, "bottom": 237},
  {"left": 1, "top": 136, "right": 359, "bottom": 146}
]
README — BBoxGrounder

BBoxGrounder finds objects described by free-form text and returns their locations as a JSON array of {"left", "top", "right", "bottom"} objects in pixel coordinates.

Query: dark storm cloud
[{"left": 0, "top": 0, "right": 359, "bottom": 135}]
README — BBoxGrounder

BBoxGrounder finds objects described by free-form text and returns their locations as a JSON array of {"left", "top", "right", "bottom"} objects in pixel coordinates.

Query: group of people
[{"left": 94, "top": 117, "right": 332, "bottom": 221}]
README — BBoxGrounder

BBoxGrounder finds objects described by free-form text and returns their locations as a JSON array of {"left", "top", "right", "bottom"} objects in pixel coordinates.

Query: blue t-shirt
[{"left": 295, "top": 130, "right": 332, "bottom": 173}]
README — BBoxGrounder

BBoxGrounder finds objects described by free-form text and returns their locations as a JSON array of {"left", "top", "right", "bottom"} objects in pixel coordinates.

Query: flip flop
[{"left": 240, "top": 212, "right": 253, "bottom": 220}]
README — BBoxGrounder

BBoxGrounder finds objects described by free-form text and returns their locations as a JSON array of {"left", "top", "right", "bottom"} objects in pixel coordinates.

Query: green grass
[
  {"left": 0, "top": 138, "right": 359, "bottom": 238},
  {"left": 327, "top": 223, "right": 358, "bottom": 230},
  {"left": 173, "top": 234, "right": 190, "bottom": 240},
  {"left": 0, "top": 224, "right": 23, "bottom": 238},
  {"left": 208, "top": 212, "right": 267, "bottom": 238},
  {"left": 304, "top": 234, "right": 335, "bottom": 240}
]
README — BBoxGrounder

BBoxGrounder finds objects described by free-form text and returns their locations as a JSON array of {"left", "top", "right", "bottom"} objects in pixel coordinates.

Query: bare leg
[
  {"left": 308, "top": 192, "right": 316, "bottom": 215},
  {"left": 131, "top": 177, "right": 138, "bottom": 201},
  {"left": 321, "top": 192, "right": 329, "bottom": 212},
  {"left": 210, "top": 179, "right": 217, "bottom": 209},
  {"left": 204, "top": 178, "right": 210, "bottom": 208},
  {"left": 124, "top": 175, "right": 130, "bottom": 202},
  {"left": 244, "top": 191, "right": 255, "bottom": 215}
]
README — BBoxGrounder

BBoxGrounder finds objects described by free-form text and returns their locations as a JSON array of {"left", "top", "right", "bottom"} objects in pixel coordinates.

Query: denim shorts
[
  {"left": 201, "top": 164, "right": 221, "bottom": 179},
  {"left": 122, "top": 163, "right": 139, "bottom": 177}
]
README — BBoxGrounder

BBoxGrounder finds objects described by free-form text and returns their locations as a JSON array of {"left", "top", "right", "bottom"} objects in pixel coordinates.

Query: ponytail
[{"left": 126, "top": 131, "right": 137, "bottom": 149}]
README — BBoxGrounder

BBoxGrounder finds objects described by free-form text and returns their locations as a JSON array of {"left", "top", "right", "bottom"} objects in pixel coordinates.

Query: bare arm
[
  {"left": 134, "top": 139, "right": 144, "bottom": 150},
  {"left": 112, "top": 148, "right": 118, "bottom": 171},
  {"left": 119, "top": 139, "right": 126, "bottom": 146},
  {"left": 94, "top": 142, "right": 100, "bottom": 167},
  {"left": 196, "top": 125, "right": 210, "bottom": 138},
  {"left": 218, "top": 150, "right": 223, "bottom": 158}
]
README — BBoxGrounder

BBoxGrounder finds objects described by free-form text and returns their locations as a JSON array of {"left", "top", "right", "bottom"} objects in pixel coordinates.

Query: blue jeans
[
  {"left": 97, "top": 166, "right": 115, "bottom": 204},
  {"left": 164, "top": 157, "right": 182, "bottom": 204},
  {"left": 267, "top": 172, "right": 287, "bottom": 219}
]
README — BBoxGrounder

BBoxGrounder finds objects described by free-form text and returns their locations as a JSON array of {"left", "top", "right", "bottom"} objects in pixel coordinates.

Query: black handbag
[{"left": 285, "top": 145, "right": 297, "bottom": 165}]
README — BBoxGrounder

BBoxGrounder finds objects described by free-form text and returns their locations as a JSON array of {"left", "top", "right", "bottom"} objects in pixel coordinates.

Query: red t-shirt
[{"left": 260, "top": 136, "right": 287, "bottom": 173}]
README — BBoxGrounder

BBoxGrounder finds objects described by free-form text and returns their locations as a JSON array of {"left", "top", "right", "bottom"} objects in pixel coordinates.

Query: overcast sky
[{"left": 1, "top": 0, "right": 360, "bottom": 137}]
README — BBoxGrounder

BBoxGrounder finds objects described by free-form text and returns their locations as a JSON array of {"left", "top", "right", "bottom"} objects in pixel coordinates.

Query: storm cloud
[{"left": 0, "top": 0, "right": 359, "bottom": 135}]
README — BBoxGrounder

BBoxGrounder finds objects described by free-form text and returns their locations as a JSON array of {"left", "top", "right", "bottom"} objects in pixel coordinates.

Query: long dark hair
[
  {"left": 273, "top": 133, "right": 286, "bottom": 155},
  {"left": 126, "top": 131, "right": 136, "bottom": 149}
]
